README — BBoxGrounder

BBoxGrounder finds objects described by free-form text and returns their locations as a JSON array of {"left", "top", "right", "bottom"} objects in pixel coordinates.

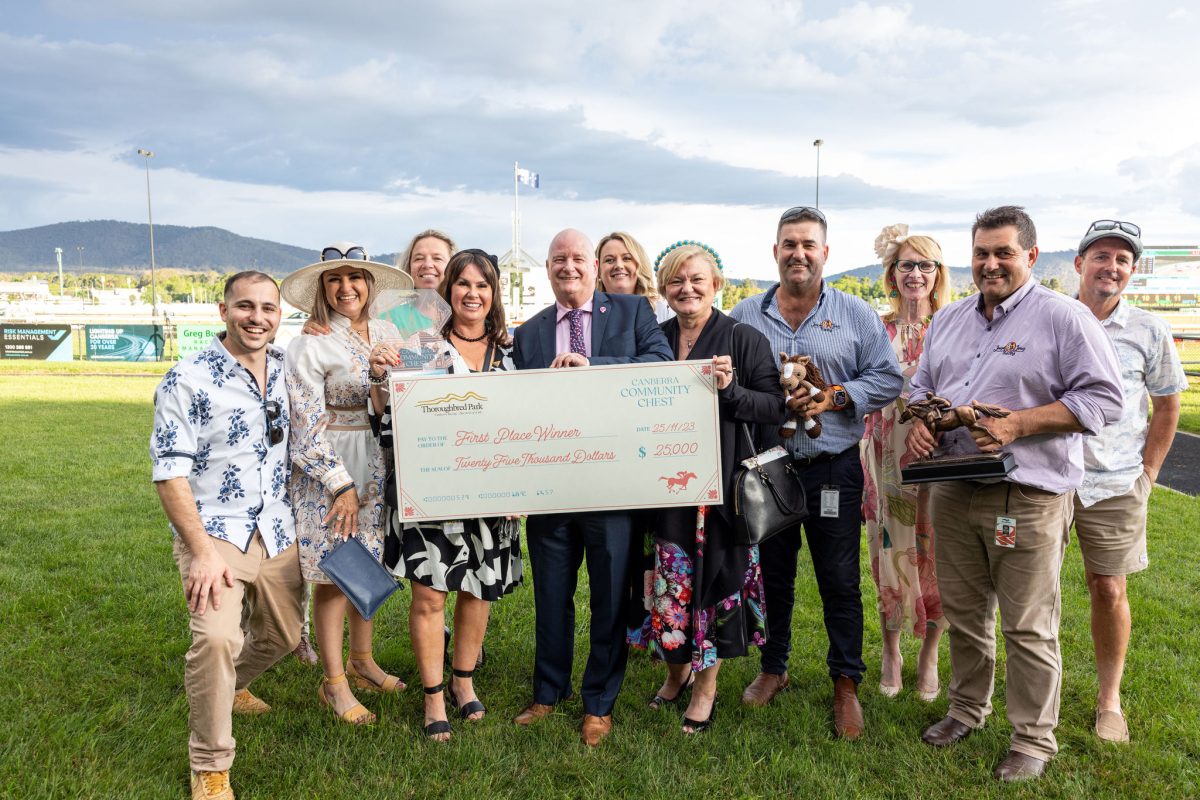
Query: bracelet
[
  {"left": 368, "top": 370, "right": 387, "bottom": 386},
  {"left": 332, "top": 482, "right": 356, "bottom": 499}
]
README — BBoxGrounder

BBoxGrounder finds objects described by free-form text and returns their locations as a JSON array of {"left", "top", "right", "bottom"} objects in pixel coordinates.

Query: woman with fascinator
[
  {"left": 860, "top": 224, "right": 953, "bottom": 701},
  {"left": 628, "top": 241, "right": 782, "bottom": 734},
  {"left": 281, "top": 242, "right": 412, "bottom": 726},
  {"left": 367, "top": 248, "right": 522, "bottom": 741}
]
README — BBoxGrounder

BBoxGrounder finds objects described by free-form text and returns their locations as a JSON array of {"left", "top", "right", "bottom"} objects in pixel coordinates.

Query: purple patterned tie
[{"left": 567, "top": 309, "right": 586, "bottom": 356}]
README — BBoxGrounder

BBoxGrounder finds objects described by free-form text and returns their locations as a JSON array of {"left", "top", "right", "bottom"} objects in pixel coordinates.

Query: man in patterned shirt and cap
[
  {"left": 1069, "top": 220, "right": 1187, "bottom": 744},
  {"left": 150, "top": 271, "right": 304, "bottom": 800}
]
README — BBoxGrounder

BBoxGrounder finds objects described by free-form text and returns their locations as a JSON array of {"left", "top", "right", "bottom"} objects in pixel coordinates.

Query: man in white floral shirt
[
  {"left": 1071, "top": 220, "right": 1187, "bottom": 744},
  {"left": 150, "top": 271, "right": 304, "bottom": 800}
]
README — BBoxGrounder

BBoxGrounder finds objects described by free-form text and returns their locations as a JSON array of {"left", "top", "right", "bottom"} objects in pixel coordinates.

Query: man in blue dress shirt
[{"left": 730, "top": 207, "right": 903, "bottom": 739}]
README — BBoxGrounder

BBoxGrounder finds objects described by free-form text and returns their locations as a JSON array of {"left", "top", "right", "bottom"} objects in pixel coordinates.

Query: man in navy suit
[{"left": 511, "top": 228, "right": 672, "bottom": 746}]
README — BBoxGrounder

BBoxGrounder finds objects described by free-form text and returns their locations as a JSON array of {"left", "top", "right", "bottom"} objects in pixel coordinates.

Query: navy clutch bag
[{"left": 318, "top": 536, "right": 401, "bottom": 621}]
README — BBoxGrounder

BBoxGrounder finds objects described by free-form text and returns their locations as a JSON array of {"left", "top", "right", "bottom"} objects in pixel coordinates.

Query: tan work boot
[
  {"left": 190, "top": 770, "right": 235, "bottom": 800},
  {"left": 232, "top": 688, "right": 270, "bottom": 715}
]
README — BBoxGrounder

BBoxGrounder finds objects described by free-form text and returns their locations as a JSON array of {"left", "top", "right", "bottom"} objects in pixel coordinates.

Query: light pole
[
  {"left": 813, "top": 139, "right": 824, "bottom": 208},
  {"left": 76, "top": 245, "right": 84, "bottom": 270},
  {"left": 137, "top": 148, "right": 159, "bottom": 322},
  {"left": 55, "top": 247, "right": 64, "bottom": 296}
]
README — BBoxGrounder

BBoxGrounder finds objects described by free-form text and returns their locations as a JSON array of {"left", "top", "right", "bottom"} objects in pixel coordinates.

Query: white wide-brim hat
[{"left": 280, "top": 241, "right": 415, "bottom": 312}]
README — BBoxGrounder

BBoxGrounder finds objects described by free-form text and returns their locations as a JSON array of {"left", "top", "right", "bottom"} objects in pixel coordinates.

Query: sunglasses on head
[
  {"left": 264, "top": 400, "right": 284, "bottom": 446},
  {"left": 779, "top": 205, "right": 828, "bottom": 226},
  {"left": 1086, "top": 220, "right": 1141, "bottom": 238},
  {"left": 321, "top": 245, "right": 369, "bottom": 262}
]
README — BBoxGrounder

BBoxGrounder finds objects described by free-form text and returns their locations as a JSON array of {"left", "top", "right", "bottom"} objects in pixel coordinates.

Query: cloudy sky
[{"left": 2, "top": 0, "right": 1198, "bottom": 279}]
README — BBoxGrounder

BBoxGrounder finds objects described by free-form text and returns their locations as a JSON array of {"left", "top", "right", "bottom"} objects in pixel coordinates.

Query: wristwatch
[{"left": 829, "top": 384, "right": 850, "bottom": 411}]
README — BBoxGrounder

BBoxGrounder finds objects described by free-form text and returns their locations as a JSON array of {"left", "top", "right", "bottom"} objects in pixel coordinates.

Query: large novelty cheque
[{"left": 389, "top": 361, "right": 723, "bottom": 521}]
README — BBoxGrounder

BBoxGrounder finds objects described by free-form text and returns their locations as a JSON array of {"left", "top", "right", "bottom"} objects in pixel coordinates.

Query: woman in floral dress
[
  {"left": 628, "top": 242, "right": 782, "bottom": 733},
  {"left": 860, "top": 224, "right": 953, "bottom": 700},
  {"left": 282, "top": 242, "right": 411, "bottom": 725}
]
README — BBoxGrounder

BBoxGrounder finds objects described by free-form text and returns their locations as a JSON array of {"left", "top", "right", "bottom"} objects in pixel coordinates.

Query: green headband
[{"left": 653, "top": 240, "right": 724, "bottom": 273}]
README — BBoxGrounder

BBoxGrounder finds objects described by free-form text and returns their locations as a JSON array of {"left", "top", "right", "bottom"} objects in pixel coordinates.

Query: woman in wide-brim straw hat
[{"left": 282, "top": 242, "right": 412, "bottom": 726}]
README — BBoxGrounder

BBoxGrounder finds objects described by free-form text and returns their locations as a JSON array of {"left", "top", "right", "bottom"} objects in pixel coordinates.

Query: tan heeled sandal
[
  {"left": 318, "top": 672, "right": 376, "bottom": 726},
  {"left": 347, "top": 649, "right": 405, "bottom": 693}
]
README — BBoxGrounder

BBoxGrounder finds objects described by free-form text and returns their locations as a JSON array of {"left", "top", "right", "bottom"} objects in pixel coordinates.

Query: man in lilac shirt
[
  {"left": 511, "top": 228, "right": 672, "bottom": 746},
  {"left": 906, "top": 206, "right": 1123, "bottom": 782}
]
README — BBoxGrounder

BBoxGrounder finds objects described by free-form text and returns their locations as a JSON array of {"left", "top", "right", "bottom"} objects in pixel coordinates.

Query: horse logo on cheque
[{"left": 659, "top": 470, "right": 698, "bottom": 493}]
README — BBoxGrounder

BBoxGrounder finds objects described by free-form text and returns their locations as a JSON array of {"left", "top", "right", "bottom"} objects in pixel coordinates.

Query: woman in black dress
[
  {"left": 629, "top": 241, "right": 785, "bottom": 733},
  {"left": 368, "top": 249, "right": 521, "bottom": 741}
]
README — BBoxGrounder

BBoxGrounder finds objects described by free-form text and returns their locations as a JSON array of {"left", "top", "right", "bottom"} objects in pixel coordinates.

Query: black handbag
[{"left": 731, "top": 422, "right": 808, "bottom": 545}]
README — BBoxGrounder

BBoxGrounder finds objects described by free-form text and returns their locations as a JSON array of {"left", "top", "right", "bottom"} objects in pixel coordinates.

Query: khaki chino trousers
[
  {"left": 172, "top": 534, "right": 303, "bottom": 772},
  {"left": 931, "top": 480, "right": 1071, "bottom": 760}
]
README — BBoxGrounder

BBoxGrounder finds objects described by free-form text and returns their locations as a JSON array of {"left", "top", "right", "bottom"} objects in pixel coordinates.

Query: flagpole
[{"left": 513, "top": 161, "right": 520, "bottom": 261}]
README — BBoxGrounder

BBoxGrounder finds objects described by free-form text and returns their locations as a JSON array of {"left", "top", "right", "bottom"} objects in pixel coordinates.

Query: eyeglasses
[
  {"left": 264, "top": 400, "right": 285, "bottom": 446},
  {"left": 779, "top": 206, "right": 827, "bottom": 226},
  {"left": 321, "top": 245, "right": 369, "bottom": 262},
  {"left": 1086, "top": 220, "right": 1141, "bottom": 238},
  {"left": 895, "top": 260, "right": 940, "bottom": 274}
]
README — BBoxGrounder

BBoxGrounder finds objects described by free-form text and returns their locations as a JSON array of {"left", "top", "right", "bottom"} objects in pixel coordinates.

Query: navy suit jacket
[{"left": 512, "top": 291, "right": 673, "bottom": 369}]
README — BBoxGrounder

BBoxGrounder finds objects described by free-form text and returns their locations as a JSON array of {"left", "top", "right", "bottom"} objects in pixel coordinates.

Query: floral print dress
[
  {"left": 286, "top": 313, "right": 400, "bottom": 582},
  {"left": 860, "top": 318, "right": 946, "bottom": 637}
]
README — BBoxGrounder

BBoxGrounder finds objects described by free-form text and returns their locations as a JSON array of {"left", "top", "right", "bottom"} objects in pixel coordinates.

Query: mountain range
[{"left": 0, "top": 219, "right": 1081, "bottom": 292}]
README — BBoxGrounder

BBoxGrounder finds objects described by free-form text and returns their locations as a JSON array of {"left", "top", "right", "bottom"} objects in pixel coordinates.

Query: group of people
[{"left": 151, "top": 205, "right": 1186, "bottom": 800}]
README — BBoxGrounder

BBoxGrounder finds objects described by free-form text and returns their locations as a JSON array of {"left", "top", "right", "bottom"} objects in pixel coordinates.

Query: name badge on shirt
[
  {"left": 443, "top": 521, "right": 466, "bottom": 535},
  {"left": 820, "top": 487, "right": 840, "bottom": 518},
  {"left": 994, "top": 516, "right": 1017, "bottom": 548}
]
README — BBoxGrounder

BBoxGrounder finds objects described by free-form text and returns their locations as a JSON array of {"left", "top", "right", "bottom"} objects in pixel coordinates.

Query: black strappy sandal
[
  {"left": 422, "top": 684, "right": 451, "bottom": 740},
  {"left": 447, "top": 668, "right": 487, "bottom": 721},
  {"left": 682, "top": 697, "right": 717, "bottom": 735},
  {"left": 649, "top": 670, "right": 695, "bottom": 711}
]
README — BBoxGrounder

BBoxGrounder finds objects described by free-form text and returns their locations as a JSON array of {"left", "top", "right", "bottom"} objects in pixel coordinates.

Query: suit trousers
[
  {"left": 758, "top": 447, "right": 866, "bottom": 682},
  {"left": 931, "top": 480, "right": 1070, "bottom": 761},
  {"left": 172, "top": 534, "right": 304, "bottom": 772},
  {"left": 526, "top": 511, "right": 633, "bottom": 716}
]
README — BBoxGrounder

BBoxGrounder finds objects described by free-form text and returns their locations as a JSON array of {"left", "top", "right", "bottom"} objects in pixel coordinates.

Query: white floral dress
[{"left": 286, "top": 313, "right": 400, "bottom": 582}]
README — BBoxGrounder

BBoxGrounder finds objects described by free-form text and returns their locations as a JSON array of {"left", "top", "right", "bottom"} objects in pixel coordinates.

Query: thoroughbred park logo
[
  {"left": 993, "top": 341, "right": 1026, "bottom": 356},
  {"left": 416, "top": 391, "right": 487, "bottom": 415},
  {"left": 814, "top": 319, "right": 840, "bottom": 332}
]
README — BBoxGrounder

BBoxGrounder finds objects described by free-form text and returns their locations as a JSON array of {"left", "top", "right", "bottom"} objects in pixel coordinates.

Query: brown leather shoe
[
  {"left": 513, "top": 702, "right": 554, "bottom": 726},
  {"left": 921, "top": 715, "right": 974, "bottom": 747},
  {"left": 742, "top": 672, "right": 789, "bottom": 707},
  {"left": 581, "top": 714, "right": 612, "bottom": 747},
  {"left": 832, "top": 676, "right": 864, "bottom": 740},
  {"left": 993, "top": 750, "right": 1047, "bottom": 782}
]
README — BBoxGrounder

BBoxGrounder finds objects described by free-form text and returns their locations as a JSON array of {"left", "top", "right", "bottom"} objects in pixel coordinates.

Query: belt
[
  {"left": 327, "top": 403, "right": 368, "bottom": 412},
  {"left": 792, "top": 445, "right": 856, "bottom": 469}
]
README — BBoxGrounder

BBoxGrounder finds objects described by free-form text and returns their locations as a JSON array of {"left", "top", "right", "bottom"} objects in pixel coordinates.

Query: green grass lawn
[
  {"left": 1, "top": 369, "right": 1198, "bottom": 799},
  {"left": 1179, "top": 377, "right": 1200, "bottom": 436}
]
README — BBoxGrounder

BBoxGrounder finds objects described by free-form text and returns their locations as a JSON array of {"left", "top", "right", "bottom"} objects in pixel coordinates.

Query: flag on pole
[{"left": 516, "top": 166, "right": 540, "bottom": 188}]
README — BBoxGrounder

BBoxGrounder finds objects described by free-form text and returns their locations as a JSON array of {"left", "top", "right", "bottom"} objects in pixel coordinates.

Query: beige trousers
[
  {"left": 172, "top": 534, "right": 303, "bottom": 772},
  {"left": 931, "top": 480, "right": 1071, "bottom": 760}
]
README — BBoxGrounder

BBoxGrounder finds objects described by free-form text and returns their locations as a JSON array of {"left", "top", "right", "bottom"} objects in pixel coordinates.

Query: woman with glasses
[
  {"left": 281, "top": 242, "right": 413, "bottom": 726},
  {"left": 368, "top": 249, "right": 522, "bottom": 741},
  {"left": 860, "top": 224, "right": 953, "bottom": 701},
  {"left": 596, "top": 231, "right": 674, "bottom": 323}
]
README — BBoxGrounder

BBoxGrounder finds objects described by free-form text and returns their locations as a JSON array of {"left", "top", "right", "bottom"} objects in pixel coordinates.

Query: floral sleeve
[{"left": 285, "top": 335, "right": 352, "bottom": 491}]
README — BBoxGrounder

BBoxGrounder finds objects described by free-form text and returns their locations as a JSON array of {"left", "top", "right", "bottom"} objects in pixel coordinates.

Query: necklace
[{"left": 452, "top": 328, "right": 488, "bottom": 343}]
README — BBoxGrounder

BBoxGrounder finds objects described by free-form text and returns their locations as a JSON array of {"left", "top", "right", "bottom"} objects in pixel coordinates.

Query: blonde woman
[
  {"left": 630, "top": 241, "right": 781, "bottom": 734},
  {"left": 282, "top": 242, "right": 412, "bottom": 725},
  {"left": 860, "top": 224, "right": 952, "bottom": 701},
  {"left": 596, "top": 231, "right": 673, "bottom": 322}
]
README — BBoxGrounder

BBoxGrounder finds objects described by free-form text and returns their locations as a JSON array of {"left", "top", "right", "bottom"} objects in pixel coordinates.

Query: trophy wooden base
[{"left": 901, "top": 452, "right": 1016, "bottom": 485}]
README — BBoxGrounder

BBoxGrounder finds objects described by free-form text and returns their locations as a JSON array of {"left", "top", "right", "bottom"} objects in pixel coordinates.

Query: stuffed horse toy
[{"left": 778, "top": 353, "right": 827, "bottom": 439}]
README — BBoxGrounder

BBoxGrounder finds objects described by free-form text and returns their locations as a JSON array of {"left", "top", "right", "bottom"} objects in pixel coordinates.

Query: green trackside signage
[
  {"left": 0, "top": 324, "right": 73, "bottom": 360},
  {"left": 85, "top": 324, "right": 164, "bottom": 361},
  {"left": 176, "top": 324, "right": 225, "bottom": 359}
]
